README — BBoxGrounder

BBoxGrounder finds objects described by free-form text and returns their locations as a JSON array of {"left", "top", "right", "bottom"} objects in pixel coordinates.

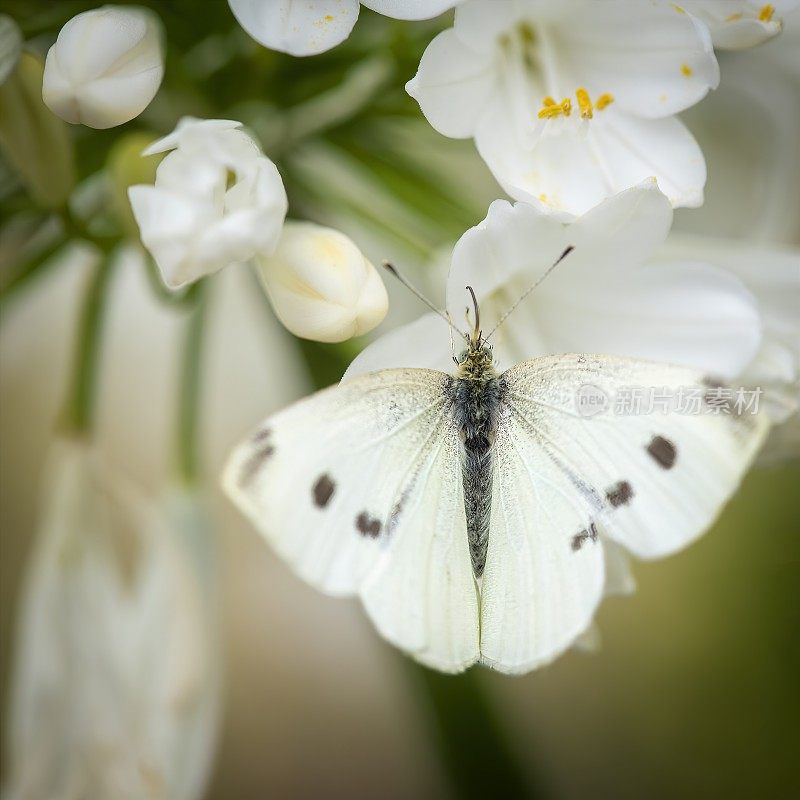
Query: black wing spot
[
  {"left": 252, "top": 427, "right": 272, "bottom": 443},
  {"left": 312, "top": 474, "right": 336, "bottom": 508},
  {"left": 571, "top": 522, "right": 599, "bottom": 552},
  {"left": 355, "top": 511, "right": 382, "bottom": 539},
  {"left": 239, "top": 441, "right": 275, "bottom": 485},
  {"left": 647, "top": 435, "right": 677, "bottom": 469},
  {"left": 606, "top": 480, "right": 634, "bottom": 507}
]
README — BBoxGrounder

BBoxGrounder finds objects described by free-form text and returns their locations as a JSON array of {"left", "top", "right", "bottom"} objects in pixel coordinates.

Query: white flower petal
[
  {"left": 562, "top": 0, "right": 719, "bottom": 118},
  {"left": 143, "top": 118, "right": 242, "bottom": 156},
  {"left": 228, "top": 0, "right": 360, "bottom": 56},
  {"left": 128, "top": 185, "right": 209, "bottom": 289},
  {"left": 534, "top": 260, "right": 763, "bottom": 379},
  {"left": 343, "top": 312, "right": 453, "bottom": 381},
  {"left": 481, "top": 108, "right": 706, "bottom": 215},
  {"left": 451, "top": 0, "right": 524, "bottom": 53},
  {"left": 406, "top": 28, "right": 497, "bottom": 138},
  {"left": 446, "top": 199, "right": 573, "bottom": 318},
  {"left": 362, "top": 0, "right": 460, "bottom": 19}
]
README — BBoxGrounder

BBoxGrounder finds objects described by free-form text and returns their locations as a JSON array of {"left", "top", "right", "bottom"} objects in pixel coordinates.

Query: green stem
[
  {"left": 63, "top": 248, "right": 116, "bottom": 433},
  {"left": 411, "top": 667, "right": 543, "bottom": 800},
  {"left": 176, "top": 281, "right": 208, "bottom": 483}
]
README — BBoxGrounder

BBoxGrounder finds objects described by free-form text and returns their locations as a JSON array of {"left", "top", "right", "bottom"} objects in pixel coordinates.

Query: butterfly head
[{"left": 456, "top": 286, "right": 496, "bottom": 381}]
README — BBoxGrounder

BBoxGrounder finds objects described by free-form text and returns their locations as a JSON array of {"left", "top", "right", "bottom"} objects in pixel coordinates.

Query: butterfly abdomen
[{"left": 453, "top": 367, "right": 503, "bottom": 579}]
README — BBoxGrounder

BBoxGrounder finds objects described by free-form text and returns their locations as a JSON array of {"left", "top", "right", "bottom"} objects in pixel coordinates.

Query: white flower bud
[
  {"left": 256, "top": 221, "right": 388, "bottom": 343},
  {"left": 42, "top": 5, "right": 164, "bottom": 129},
  {"left": 129, "top": 118, "right": 288, "bottom": 290}
]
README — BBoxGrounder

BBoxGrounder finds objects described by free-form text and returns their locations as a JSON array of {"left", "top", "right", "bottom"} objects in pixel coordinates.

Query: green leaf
[
  {"left": 0, "top": 51, "right": 75, "bottom": 209},
  {"left": 0, "top": 14, "right": 22, "bottom": 85}
]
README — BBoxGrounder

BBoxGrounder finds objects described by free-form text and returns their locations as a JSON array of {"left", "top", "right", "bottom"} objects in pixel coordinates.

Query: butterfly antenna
[
  {"left": 382, "top": 262, "right": 468, "bottom": 341},
  {"left": 484, "top": 245, "right": 574, "bottom": 342},
  {"left": 466, "top": 285, "right": 480, "bottom": 342}
]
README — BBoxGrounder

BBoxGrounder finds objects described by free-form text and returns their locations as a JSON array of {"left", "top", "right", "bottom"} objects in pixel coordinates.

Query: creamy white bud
[
  {"left": 256, "top": 221, "right": 388, "bottom": 343},
  {"left": 42, "top": 5, "right": 164, "bottom": 129}
]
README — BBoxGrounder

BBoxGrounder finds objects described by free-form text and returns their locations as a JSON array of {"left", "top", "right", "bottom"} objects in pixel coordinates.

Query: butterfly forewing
[
  {"left": 480, "top": 354, "right": 770, "bottom": 672},
  {"left": 223, "top": 368, "right": 480, "bottom": 671}
]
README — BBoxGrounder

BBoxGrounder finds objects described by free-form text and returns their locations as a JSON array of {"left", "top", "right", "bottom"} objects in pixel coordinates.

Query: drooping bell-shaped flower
[{"left": 5, "top": 440, "right": 219, "bottom": 800}]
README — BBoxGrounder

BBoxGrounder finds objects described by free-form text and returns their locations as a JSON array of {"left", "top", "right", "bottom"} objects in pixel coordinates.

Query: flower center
[{"left": 537, "top": 88, "right": 614, "bottom": 120}]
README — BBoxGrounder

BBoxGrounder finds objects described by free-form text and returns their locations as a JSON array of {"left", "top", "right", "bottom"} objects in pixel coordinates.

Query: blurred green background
[{"left": 1, "top": 2, "right": 798, "bottom": 799}]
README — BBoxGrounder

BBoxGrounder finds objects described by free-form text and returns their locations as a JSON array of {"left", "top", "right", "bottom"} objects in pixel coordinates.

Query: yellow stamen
[
  {"left": 681, "top": 63, "right": 693, "bottom": 77},
  {"left": 759, "top": 4, "right": 775, "bottom": 21},
  {"left": 538, "top": 193, "right": 548, "bottom": 202},
  {"left": 576, "top": 87, "right": 593, "bottom": 119},
  {"left": 595, "top": 93, "right": 614, "bottom": 110},
  {"left": 537, "top": 96, "right": 571, "bottom": 119},
  {"left": 671, "top": 3, "right": 686, "bottom": 13}
]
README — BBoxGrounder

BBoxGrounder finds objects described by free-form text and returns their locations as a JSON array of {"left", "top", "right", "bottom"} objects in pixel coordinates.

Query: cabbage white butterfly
[{"left": 223, "top": 249, "right": 768, "bottom": 673}]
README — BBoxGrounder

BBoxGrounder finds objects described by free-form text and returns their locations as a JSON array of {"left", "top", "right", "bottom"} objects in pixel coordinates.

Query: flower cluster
[{"left": 1, "top": 0, "right": 798, "bottom": 797}]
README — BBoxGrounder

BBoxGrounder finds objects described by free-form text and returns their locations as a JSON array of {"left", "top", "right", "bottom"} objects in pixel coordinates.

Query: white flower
[
  {"left": 228, "top": 0, "right": 460, "bottom": 56},
  {"left": 255, "top": 220, "right": 388, "bottom": 342},
  {"left": 129, "top": 118, "right": 288, "bottom": 290},
  {"left": 347, "top": 182, "right": 764, "bottom": 384},
  {"left": 658, "top": 232, "right": 800, "bottom": 424},
  {"left": 680, "top": 0, "right": 799, "bottom": 49},
  {"left": 675, "top": 8, "right": 800, "bottom": 244},
  {"left": 42, "top": 5, "right": 164, "bottom": 129},
  {"left": 407, "top": 0, "right": 719, "bottom": 215},
  {"left": 5, "top": 440, "right": 219, "bottom": 800}
]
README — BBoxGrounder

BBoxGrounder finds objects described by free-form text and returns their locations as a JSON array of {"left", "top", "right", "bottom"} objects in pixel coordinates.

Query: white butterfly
[{"left": 223, "top": 255, "right": 769, "bottom": 674}]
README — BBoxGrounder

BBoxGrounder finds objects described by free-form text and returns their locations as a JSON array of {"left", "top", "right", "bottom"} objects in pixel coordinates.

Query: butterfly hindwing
[
  {"left": 223, "top": 368, "right": 480, "bottom": 671},
  {"left": 480, "top": 354, "right": 769, "bottom": 673}
]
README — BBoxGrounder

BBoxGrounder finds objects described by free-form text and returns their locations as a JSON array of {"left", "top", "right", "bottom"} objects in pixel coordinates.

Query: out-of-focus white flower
[
  {"left": 658, "top": 232, "right": 800, "bottom": 425},
  {"left": 255, "top": 220, "right": 388, "bottom": 342},
  {"left": 346, "top": 182, "right": 763, "bottom": 383},
  {"left": 407, "top": 0, "right": 718, "bottom": 215},
  {"left": 42, "top": 5, "right": 164, "bottom": 129},
  {"left": 129, "top": 118, "right": 288, "bottom": 290},
  {"left": 347, "top": 182, "right": 798, "bottom": 436},
  {"left": 681, "top": 0, "right": 798, "bottom": 49},
  {"left": 5, "top": 439, "right": 219, "bottom": 800},
  {"left": 674, "top": 8, "right": 800, "bottom": 244},
  {"left": 228, "top": 0, "right": 460, "bottom": 56}
]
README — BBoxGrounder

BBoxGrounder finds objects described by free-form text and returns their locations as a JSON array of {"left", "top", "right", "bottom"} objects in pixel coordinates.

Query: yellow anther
[
  {"left": 537, "top": 96, "right": 571, "bottom": 119},
  {"left": 671, "top": 3, "right": 686, "bottom": 13},
  {"left": 595, "top": 93, "right": 614, "bottom": 110},
  {"left": 576, "top": 87, "right": 593, "bottom": 119},
  {"left": 759, "top": 4, "right": 775, "bottom": 21},
  {"left": 681, "top": 63, "right": 693, "bottom": 77}
]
